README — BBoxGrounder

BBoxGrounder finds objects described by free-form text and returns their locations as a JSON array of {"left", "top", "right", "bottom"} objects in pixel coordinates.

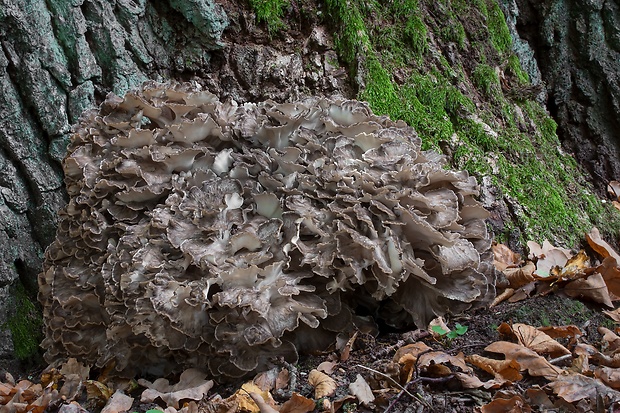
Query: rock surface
[{"left": 512, "top": 0, "right": 620, "bottom": 194}]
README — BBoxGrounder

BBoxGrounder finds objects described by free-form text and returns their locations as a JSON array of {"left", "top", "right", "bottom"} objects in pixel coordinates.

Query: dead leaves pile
[{"left": 492, "top": 227, "right": 620, "bottom": 308}]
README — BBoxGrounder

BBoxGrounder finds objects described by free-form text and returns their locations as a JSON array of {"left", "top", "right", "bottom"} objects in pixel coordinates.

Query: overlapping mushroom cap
[{"left": 39, "top": 81, "right": 496, "bottom": 379}]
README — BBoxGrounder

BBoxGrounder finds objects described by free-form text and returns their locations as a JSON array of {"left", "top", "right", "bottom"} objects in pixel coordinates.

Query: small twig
[{"left": 548, "top": 354, "right": 573, "bottom": 365}]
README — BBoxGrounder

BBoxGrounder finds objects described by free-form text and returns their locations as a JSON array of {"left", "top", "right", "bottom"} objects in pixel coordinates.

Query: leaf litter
[{"left": 4, "top": 228, "right": 620, "bottom": 412}]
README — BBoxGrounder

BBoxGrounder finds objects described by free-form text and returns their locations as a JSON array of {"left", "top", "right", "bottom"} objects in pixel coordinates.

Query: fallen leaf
[
  {"left": 275, "top": 369, "right": 289, "bottom": 391},
  {"left": 563, "top": 272, "right": 613, "bottom": 307},
  {"left": 503, "top": 262, "right": 536, "bottom": 289},
  {"left": 279, "top": 392, "right": 316, "bottom": 413},
  {"left": 100, "top": 390, "right": 134, "bottom": 413},
  {"left": 85, "top": 380, "right": 113, "bottom": 408},
  {"left": 466, "top": 354, "right": 522, "bottom": 382},
  {"left": 418, "top": 351, "right": 473, "bottom": 376},
  {"left": 596, "top": 256, "right": 620, "bottom": 299},
  {"left": 528, "top": 240, "right": 572, "bottom": 262},
  {"left": 490, "top": 287, "right": 514, "bottom": 307},
  {"left": 595, "top": 366, "right": 620, "bottom": 390},
  {"left": 229, "top": 382, "right": 275, "bottom": 413},
  {"left": 254, "top": 369, "right": 280, "bottom": 392},
  {"left": 492, "top": 243, "right": 522, "bottom": 271},
  {"left": 139, "top": 369, "right": 213, "bottom": 409},
  {"left": 608, "top": 181, "right": 620, "bottom": 199},
  {"left": 525, "top": 386, "right": 555, "bottom": 409},
  {"left": 340, "top": 331, "right": 358, "bottom": 362},
  {"left": 395, "top": 342, "right": 433, "bottom": 383},
  {"left": 394, "top": 342, "right": 433, "bottom": 363},
  {"left": 560, "top": 251, "right": 590, "bottom": 278},
  {"left": 506, "top": 323, "right": 571, "bottom": 358},
  {"left": 307, "top": 370, "right": 336, "bottom": 399},
  {"left": 549, "top": 372, "right": 620, "bottom": 403},
  {"left": 348, "top": 374, "right": 374, "bottom": 406},
  {"left": 508, "top": 283, "right": 536, "bottom": 303},
  {"left": 480, "top": 395, "right": 532, "bottom": 413},
  {"left": 599, "top": 326, "right": 620, "bottom": 351},
  {"left": 484, "top": 341, "right": 562, "bottom": 380},
  {"left": 248, "top": 392, "right": 279, "bottom": 413},
  {"left": 586, "top": 227, "right": 620, "bottom": 263},
  {"left": 316, "top": 361, "right": 337, "bottom": 375},
  {"left": 537, "top": 325, "right": 582, "bottom": 341},
  {"left": 604, "top": 307, "right": 620, "bottom": 323}
]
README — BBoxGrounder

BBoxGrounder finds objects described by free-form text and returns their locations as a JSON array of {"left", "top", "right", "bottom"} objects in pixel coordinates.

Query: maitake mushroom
[{"left": 39, "top": 81, "right": 496, "bottom": 379}]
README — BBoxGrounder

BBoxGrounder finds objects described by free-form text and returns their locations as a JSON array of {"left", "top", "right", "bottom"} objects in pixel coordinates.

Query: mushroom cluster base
[{"left": 39, "top": 82, "right": 497, "bottom": 379}]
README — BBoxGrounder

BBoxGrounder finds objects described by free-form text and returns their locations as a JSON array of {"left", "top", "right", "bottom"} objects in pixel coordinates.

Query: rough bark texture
[
  {"left": 512, "top": 0, "right": 620, "bottom": 195},
  {"left": 0, "top": 0, "right": 349, "bottom": 371}
]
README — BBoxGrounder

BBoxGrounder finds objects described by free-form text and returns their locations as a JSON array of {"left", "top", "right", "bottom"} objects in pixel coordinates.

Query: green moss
[
  {"left": 507, "top": 55, "right": 530, "bottom": 84},
  {"left": 248, "top": 0, "right": 288, "bottom": 34},
  {"left": 486, "top": 1, "right": 511, "bottom": 54},
  {"left": 325, "top": 0, "right": 620, "bottom": 248},
  {"left": 472, "top": 63, "right": 500, "bottom": 97},
  {"left": 3, "top": 281, "right": 43, "bottom": 361}
]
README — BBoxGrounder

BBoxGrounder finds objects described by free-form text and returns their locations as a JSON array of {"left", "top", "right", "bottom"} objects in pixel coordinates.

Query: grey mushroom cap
[{"left": 39, "top": 81, "right": 497, "bottom": 379}]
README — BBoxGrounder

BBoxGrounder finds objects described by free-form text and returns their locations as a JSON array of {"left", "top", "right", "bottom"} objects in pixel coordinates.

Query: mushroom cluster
[{"left": 39, "top": 82, "right": 496, "bottom": 379}]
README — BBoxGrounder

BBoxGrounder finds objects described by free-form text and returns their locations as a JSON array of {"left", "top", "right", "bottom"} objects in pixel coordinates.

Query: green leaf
[
  {"left": 145, "top": 410, "right": 165, "bottom": 413},
  {"left": 454, "top": 323, "right": 468, "bottom": 335},
  {"left": 431, "top": 325, "right": 448, "bottom": 335}
]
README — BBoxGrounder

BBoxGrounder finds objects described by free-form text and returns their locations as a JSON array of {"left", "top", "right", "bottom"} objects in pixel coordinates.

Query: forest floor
[{"left": 3, "top": 238, "right": 620, "bottom": 413}]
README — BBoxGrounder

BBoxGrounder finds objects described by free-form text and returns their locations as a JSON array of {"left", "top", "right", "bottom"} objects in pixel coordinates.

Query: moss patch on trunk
[{"left": 324, "top": 0, "right": 620, "bottom": 248}]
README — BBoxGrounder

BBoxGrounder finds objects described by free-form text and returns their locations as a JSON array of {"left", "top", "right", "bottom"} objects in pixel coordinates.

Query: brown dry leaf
[
  {"left": 525, "top": 386, "right": 555, "bottom": 410},
  {"left": 537, "top": 325, "right": 582, "bottom": 340},
  {"left": 594, "top": 366, "right": 620, "bottom": 390},
  {"left": 484, "top": 341, "right": 562, "bottom": 380},
  {"left": 574, "top": 343, "right": 620, "bottom": 368},
  {"left": 419, "top": 351, "right": 472, "bottom": 374},
  {"left": 394, "top": 342, "right": 433, "bottom": 363},
  {"left": 85, "top": 380, "right": 113, "bottom": 407},
  {"left": 508, "top": 283, "right": 536, "bottom": 303},
  {"left": 307, "top": 369, "right": 336, "bottom": 399},
  {"left": 560, "top": 251, "right": 590, "bottom": 278},
  {"left": 587, "top": 227, "right": 620, "bottom": 263},
  {"left": 596, "top": 256, "right": 620, "bottom": 299},
  {"left": 492, "top": 243, "right": 522, "bottom": 271},
  {"left": 279, "top": 392, "right": 316, "bottom": 413},
  {"left": 508, "top": 323, "right": 571, "bottom": 358},
  {"left": 340, "top": 331, "right": 358, "bottom": 362},
  {"left": 503, "top": 262, "right": 536, "bottom": 289},
  {"left": 275, "top": 369, "right": 289, "bottom": 391},
  {"left": 248, "top": 392, "right": 279, "bottom": 413},
  {"left": 454, "top": 372, "right": 508, "bottom": 390},
  {"left": 564, "top": 272, "right": 613, "bottom": 307},
  {"left": 253, "top": 369, "right": 280, "bottom": 392},
  {"left": 139, "top": 369, "right": 213, "bottom": 409},
  {"left": 608, "top": 181, "right": 620, "bottom": 199},
  {"left": 466, "top": 354, "right": 522, "bottom": 382},
  {"left": 549, "top": 372, "right": 620, "bottom": 403},
  {"left": 100, "top": 390, "right": 134, "bottom": 413},
  {"left": 528, "top": 240, "right": 572, "bottom": 261},
  {"left": 489, "top": 287, "right": 514, "bottom": 307},
  {"left": 599, "top": 326, "right": 620, "bottom": 351},
  {"left": 613, "top": 200, "right": 620, "bottom": 211},
  {"left": 316, "top": 361, "right": 337, "bottom": 375},
  {"left": 60, "top": 359, "right": 90, "bottom": 380},
  {"left": 28, "top": 387, "right": 58, "bottom": 413},
  {"left": 229, "top": 383, "right": 275, "bottom": 413},
  {"left": 348, "top": 374, "right": 374, "bottom": 406},
  {"left": 480, "top": 395, "right": 532, "bottom": 413},
  {"left": 604, "top": 307, "right": 620, "bottom": 323}
]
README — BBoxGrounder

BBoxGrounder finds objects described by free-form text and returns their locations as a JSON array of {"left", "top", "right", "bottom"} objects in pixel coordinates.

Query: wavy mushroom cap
[{"left": 39, "top": 81, "right": 497, "bottom": 379}]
